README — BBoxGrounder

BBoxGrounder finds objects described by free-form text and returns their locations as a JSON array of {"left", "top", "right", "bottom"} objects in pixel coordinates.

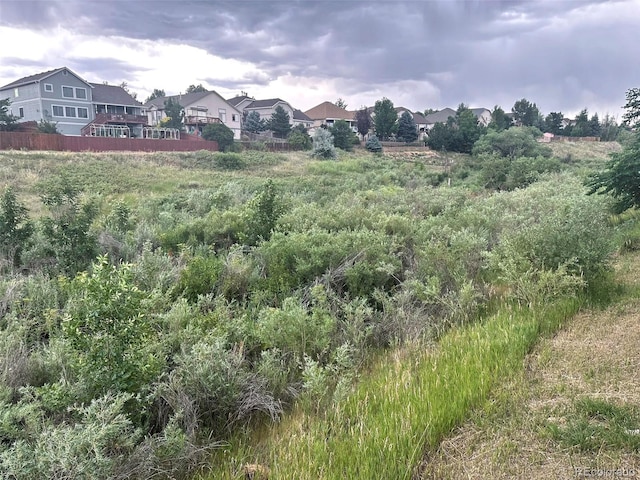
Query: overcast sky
[{"left": 1, "top": 0, "right": 638, "bottom": 118}]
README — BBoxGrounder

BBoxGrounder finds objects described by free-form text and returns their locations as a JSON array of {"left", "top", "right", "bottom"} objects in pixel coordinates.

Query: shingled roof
[
  {"left": 293, "top": 109, "right": 312, "bottom": 121},
  {"left": 144, "top": 91, "right": 212, "bottom": 109},
  {"left": 0, "top": 67, "right": 90, "bottom": 90},
  {"left": 90, "top": 83, "right": 142, "bottom": 106},
  {"left": 304, "top": 101, "right": 354, "bottom": 121}
]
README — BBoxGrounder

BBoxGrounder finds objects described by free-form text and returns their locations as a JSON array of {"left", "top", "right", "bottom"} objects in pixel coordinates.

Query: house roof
[
  {"left": 413, "top": 112, "right": 427, "bottom": 124},
  {"left": 227, "top": 95, "right": 253, "bottom": 107},
  {"left": 145, "top": 91, "right": 212, "bottom": 108},
  {"left": 90, "top": 83, "right": 142, "bottom": 106},
  {"left": 425, "top": 108, "right": 457, "bottom": 124},
  {"left": 304, "top": 101, "right": 354, "bottom": 121},
  {"left": 245, "top": 98, "right": 289, "bottom": 109},
  {"left": 0, "top": 67, "right": 91, "bottom": 90},
  {"left": 471, "top": 107, "right": 490, "bottom": 116},
  {"left": 293, "top": 109, "right": 312, "bottom": 121}
]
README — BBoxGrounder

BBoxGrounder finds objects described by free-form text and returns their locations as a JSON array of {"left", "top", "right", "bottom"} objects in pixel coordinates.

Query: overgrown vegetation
[{"left": 0, "top": 122, "right": 628, "bottom": 478}]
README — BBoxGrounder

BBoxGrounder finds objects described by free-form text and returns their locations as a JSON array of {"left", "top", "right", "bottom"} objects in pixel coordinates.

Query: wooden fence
[{"left": 0, "top": 132, "right": 218, "bottom": 152}]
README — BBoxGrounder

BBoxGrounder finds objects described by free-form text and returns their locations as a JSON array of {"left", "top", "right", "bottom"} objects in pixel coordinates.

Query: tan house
[
  {"left": 145, "top": 90, "right": 242, "bottom": 139},
  {"left": 424, "top": 107, "right": 491, "bottom": 130},
  {"left": 304, "top": 101, "right": 356, "bottom": 133}
]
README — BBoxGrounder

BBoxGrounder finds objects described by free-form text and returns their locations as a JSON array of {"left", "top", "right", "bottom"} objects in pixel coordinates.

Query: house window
[
  {"left": 62, "top": 86, "right": 74, "bottom": 98},
  {"left": 77, "top": 107, "right": 89, "bottom": 119},
  {"left": 52, "top": 105, "right": 64, "bottom": 117},
  {"left": 65, "top": 106, "right": 77, "bottom": 117},
  {"left": 218, "top": 108, "right": 226, "bottom": 123},
  {"left": 75, "top": 88, "right": 86, "bottom": 99},
  {"left": 44, "top": 84, "right": 53, "bottom": 92},
  {"left": 18, "top": 107, "right": 24, "bottom": 118},
  {"left": 13, "top": 88, "right": 18, "bottom": 97},
  {"left": 232, "top": 113, "right": 238, "bottom": 122}
]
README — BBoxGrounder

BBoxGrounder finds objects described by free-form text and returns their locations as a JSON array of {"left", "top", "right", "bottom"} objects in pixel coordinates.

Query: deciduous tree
[
  {"left": 373, "top": 97, "right": 397, "bottom": 141},
  {"left": 202, "top": 122, "right": 235, "bottom": 151},
  {"left": 488, "top": 105, "right": 511, "bottom": 131},
  {"left": 0, "top": 98, "right": 19, "bottom": 131},
  {"left": 355, "top": 107, "right": 372, "bottom": 140},
  {"left": 145, "top": 88, "right": 165, "bottom": 103},
  {"left": 163, "top": 98, "right": 184, "bottom": 130},
  {"left": 186, "top": 84, "right": 207, "bottom": 94},
  {"left": 544, "top": 112, "right": 564, "bottom": 135}
]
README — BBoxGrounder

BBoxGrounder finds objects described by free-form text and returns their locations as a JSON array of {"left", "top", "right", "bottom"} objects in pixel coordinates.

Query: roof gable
[
  {"left": 0, "top": 67, "right": 92, "bottom": 91},
  {"left": 293, "top": 109, "right": 312, "bottom": 121},
  {"left": 246, "top": 98, "right": 290, "bottom": 109}
]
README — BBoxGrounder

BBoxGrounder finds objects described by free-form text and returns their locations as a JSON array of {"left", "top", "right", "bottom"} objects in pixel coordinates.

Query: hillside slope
[{"left": 420, "top": 252, "right": 640, "bottom": 479}]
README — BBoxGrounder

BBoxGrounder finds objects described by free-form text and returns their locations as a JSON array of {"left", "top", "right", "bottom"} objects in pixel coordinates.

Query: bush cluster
[{"left": 0, "top": 147, "right": 617, "bottom": 478}]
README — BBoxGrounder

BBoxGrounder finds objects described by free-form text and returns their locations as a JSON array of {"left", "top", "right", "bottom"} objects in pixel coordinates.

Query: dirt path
[{"left": 419, "top": 255, "right": 640, "bottom": 479}]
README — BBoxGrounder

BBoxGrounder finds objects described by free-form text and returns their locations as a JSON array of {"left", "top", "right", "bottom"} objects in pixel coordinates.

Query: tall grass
[{"left": 205, "top": 298, "right": 582, "bottom": 479}]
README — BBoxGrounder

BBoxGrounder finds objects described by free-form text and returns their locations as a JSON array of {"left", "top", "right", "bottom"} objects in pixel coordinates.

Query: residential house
[
  {"left": 395, "top": 107, "right": 428, "bottom": 140},
  {"left": 471, "top": 107, "right": 492, "bottom": 127},
  {"left": 304, "top": 101, "right": 356, "bottom": 133},
  {"left": 424, "top": 108, "right": 457, "bottom": 130},
  {"left": 424, "top": 107, "right": 491, "bottom": 130},
  {"left": 146, "top": 91, "right": 242, "bottom": 139},
  {"left": 228, "top": 94, "right": 311, "bottom": 133},
  {"left": 83, "top": 83, "right": 146, "bottom": 137},
  {"left": 0, "top": 67, "right": 95, "bottom": 135},
  {"left": 292, "top": 109, "right": 313, "bottom": 129}
]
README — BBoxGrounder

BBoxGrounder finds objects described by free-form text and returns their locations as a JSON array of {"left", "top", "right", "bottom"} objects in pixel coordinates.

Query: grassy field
[
  {"left": 421, "top": 251, "right": 640, "bottom": 478},
  {"left": 0, "top": 140, "right": 628, "bottom": 479}
]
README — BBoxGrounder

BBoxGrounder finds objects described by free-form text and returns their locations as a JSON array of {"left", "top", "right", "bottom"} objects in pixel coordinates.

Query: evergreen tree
[
  {"left": 373, "top": 97, "right": 397, "bottom": 140},
  {"left": 365, "top": 135, "right": 383, "bottom": 153},
  {"left": 571, "top": 109, "right": 590, "bottom": 137},
  {"left": 397, "top": 111, "right": 418, "bottom": 143},
  {"left": 488, "top": 105, "right": 511, "bottom": 131},
  {"left": 589, "top": 113, "right": 601, "bottom": 137},
  {"left": 511, "top": 98, "right": 541, "bottom": 127},
  {"left": 311, "top": 128, "right": 337, "bottom": 159},
  {"left": 244, "top": 111, "right": 266, "bottom": 133},
  {"left": 544, "top": 112, "right": 564, "bottom": 135},
  {"left": 267, "top": 105, "right": 291, "bottom": 139},
  {"left": 330, "top": 120, "right": 355, "bottom": 151}
]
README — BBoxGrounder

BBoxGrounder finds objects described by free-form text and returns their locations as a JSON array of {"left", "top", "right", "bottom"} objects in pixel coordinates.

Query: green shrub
[
  {"left": 288, "top": 131, "right": 312, "bottom": 151},
  {"left": 214, "top": 152, "right": 246, "bottom": 170},
  {"left": 62, "top": 256, "right": 163, "bottom": 398},
  {"left": 0, "top": 186, "right": 33, "bottom": 270},
  {"left": 365, "top": 135, "right": 383, "bottom": 153},
  {"left": 202, "top": 123, "right": 235, "bottom": 152},
  {"left": 311, "top": 128, "right": 337, "bottom": 159},
  {"left": 172, "top": 253, "right": 222, "bottom": 303}
]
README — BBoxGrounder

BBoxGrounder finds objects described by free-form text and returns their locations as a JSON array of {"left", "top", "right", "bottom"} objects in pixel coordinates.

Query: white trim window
[
  {"left": 65, "top": 106, "right": 77, "bottom": 118},
  {"left": 18, "top": 107, "right": 24, "bottom": 118},
  {"left": 78, "top": 107, "right": 89, "bottom": 119},
  {"left": 219, "top": 108, "right": 226, "bottom": 123},
  {"left": 44, "top": 83, "right": 53, "bottom": 92},
  {"left": 13, "top": 88, "right": 19, "bottom": 97},
  {"left": 52, "top": 105, "right": 64, "bottom": 117},
  {"left": 62, "top": 86, "right": 87, "bottom": 99}
]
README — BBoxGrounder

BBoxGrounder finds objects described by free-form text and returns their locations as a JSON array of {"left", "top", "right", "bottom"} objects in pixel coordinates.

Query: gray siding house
[{"left": 0, "top": 67, "right": 95, "bottom": 135}]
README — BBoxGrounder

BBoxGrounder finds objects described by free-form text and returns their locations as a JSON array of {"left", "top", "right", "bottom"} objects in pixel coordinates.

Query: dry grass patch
[{"left": 419, "top": 255, "right": 640, "bottom": 479}]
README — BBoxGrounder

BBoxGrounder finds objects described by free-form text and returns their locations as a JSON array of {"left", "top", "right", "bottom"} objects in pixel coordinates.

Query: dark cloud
[{"left": 1, "top": 0, "right": 637, "bottom": 115}]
